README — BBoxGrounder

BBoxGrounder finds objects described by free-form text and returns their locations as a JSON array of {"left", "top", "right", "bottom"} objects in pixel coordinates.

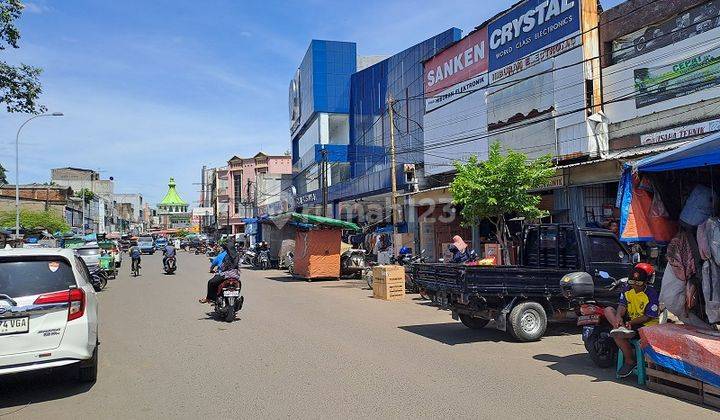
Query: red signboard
[{"left": 424, "top": 27, "right": 488, "bottom": 95}]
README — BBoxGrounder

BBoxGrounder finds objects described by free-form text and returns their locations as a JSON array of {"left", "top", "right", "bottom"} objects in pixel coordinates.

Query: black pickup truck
[{"left": 412, "top": 224, "right": 633, "bottom": 341}]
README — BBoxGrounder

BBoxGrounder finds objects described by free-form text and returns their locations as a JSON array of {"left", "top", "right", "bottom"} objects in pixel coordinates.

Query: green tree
[
  {"left": 75, "top": 188, "right": 95, "bottom": 203},
  {"left": 450, "top": 141, "right": 555, "bottom": 261},
  {"left": 0, "top": 162, "right": 7, "bottom": 185},
  {"left": 0, "top": 0, "right": 46, "bottom": 114},
  {"left": 0, "top": 209, "right": 69, "bottom": 232}
]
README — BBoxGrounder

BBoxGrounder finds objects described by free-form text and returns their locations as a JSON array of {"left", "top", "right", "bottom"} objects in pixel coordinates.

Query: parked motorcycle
[
  {"left": 285, "top": 251, "right": 294, "bottom": 275},
  {"left": 257, "top": 248, "right": 271, "bottom": 270},
  {"left": 88, "top": 266, "right": 108, "bottom": 291},
  {"left": 213, "top": 277, "right": 244, "bottom": 322},
  {"left": 391, "top": 249, "right": 427, "bottom": 292},
  {"left": 340, "top": 248, "right": 366, "bottom": 278},
  {"left": 560, "top": 270, "right": 626, "bottom": 368},
  {"left": 164, "top": 256, "right": 177, "bottom": 275},
  {"left": 242, "top": 245, "right": 257, "bottom": 266}
]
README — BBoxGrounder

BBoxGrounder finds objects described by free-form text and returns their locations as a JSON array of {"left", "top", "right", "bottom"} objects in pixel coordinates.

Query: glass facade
[{"left": 337, "top": 27, "right": 462, "bottom": 201}]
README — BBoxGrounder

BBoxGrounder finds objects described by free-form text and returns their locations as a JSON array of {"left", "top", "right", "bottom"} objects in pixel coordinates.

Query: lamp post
[{"left": 15, "top": 112, "right": 64, "bottom": 237}]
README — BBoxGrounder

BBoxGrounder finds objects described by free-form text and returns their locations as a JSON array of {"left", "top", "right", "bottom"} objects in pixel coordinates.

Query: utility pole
[
  {"left": 321, "top": 147, "right": 328, "bottom": 217},
  {"left": 387, "top": 96, "right": 399, "bottom": 235}
]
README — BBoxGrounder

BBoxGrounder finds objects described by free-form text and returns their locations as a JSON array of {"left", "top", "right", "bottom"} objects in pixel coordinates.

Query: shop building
[
  {"left": 226, "top": 152, "right": 291, "bottom": 234},
  {"left": 601, "top": 0, "right": 720, "bottom": 151},
  {"left": 290, "top": 40, "right": 360, "bottom": 213}
]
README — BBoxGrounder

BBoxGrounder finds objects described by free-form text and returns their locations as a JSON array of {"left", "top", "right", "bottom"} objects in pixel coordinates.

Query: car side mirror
[{"left": 598, "top": 271, "right": 610, "bottom": 279}]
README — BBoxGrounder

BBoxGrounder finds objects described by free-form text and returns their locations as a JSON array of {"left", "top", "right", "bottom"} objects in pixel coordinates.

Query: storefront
[{"left": 618, "top": 133, "right": 720, "bottom": 328}]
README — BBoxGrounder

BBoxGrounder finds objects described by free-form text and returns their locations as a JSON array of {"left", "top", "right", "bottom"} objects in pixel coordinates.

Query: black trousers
[{"left": 206, "top": 274, "right": 224, "bottom": 300}]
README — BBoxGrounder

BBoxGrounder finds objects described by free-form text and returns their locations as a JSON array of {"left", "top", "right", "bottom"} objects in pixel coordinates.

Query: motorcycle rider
[
  {"left": 163, "top": 242, "right": 177, "bottom": 270},
  {"left": 210, "top": 242, "right": 227, "bottom": 273},
  {"left": 128, "top": 244, "right": 142, "bottom": 272},
  {"left": 605, "top": 263, "right": 660, "bottom": 378},
  {"left": 199, "top": 237, "right": 240, "bottom": 304}
]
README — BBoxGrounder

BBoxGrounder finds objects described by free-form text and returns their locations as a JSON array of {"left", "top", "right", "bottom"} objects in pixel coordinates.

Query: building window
[{"left": 234, "top": 174, "right": 242, "bottom": 214}]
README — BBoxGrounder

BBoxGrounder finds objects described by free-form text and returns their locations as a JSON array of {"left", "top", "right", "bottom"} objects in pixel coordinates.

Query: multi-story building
[
  {"left": 0, "top": 184, "right": 83, "bottom": 232},
  {"left": 226, "top": 153, "right": 291, "bottom": 233},
  {"left": 51, "top": 167, "right": 116, "bottom": 233},
  {"left": 211, "top": 166, "right": 230, "bottom": 233},
  {"left": 114, "top": 193, "right": 144, "bottom": 233},
  {"left": 289, "top": 30, "right": 461, "bottom": 224}
]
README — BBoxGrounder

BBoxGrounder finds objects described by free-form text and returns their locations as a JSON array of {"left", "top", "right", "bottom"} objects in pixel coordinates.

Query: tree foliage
[
  {"left": 450, "top": 141, "right": 554, "bottom": 257},
  {"left": 0, "top": 0, "right": 46, "bottom": 114},
  {"left": 0, "top": 162, "right": 7, "bottom": 185},
  {"left": 0, "top": 209, "right": 70, "bottom": 232},
  {"left": 75, "top": 188, "right": 95, "bottom": 203}
]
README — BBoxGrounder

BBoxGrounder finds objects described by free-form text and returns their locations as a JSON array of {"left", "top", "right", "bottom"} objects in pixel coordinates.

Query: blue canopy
[{"left": 636, "top": 134, "right": 720, "bottom": 172}]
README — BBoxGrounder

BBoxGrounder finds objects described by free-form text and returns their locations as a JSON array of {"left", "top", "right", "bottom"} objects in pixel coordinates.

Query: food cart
[{"left": 97, "top": 240, "right": 118, "bottom": 278}]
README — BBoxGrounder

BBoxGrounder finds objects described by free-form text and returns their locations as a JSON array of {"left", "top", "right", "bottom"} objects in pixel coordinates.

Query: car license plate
[
  {"left": 577, "top": 314, "right": 600, "bottom": 326},
  {"left": 223, "top": 290, "right": 239, "bottom": 297},
  {"left": 0, "top": 317, "right": 29, "bottom": 335}
]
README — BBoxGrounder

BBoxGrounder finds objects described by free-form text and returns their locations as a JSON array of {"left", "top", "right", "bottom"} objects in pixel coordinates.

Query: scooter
[
  {"left": 391, "top": 249, "right": 426, "bottom": 292},
  {"left": 213, "top": 277, "right": 244, "bottom": 322},
  {"left": 88, "top": 266, "right": 108, "bottom": 291},
  {"left": 242, "top": 245, "right": 257, "bottom": 266},
  {"left": 340, "top": 248, "right": 366, "bottom": 278},
  {"left": 560, "top": 270, "right": 627, "bottom": 368},
  {"left": 164, "top": 256, "right": 177, "bottom": 275},
  {"left": 257, "top": 248, "right": 271, "bottom": 270}
]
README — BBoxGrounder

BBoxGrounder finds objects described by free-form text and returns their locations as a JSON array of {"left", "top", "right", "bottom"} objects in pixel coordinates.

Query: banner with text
[
  {"left": 634, "top": 45, "right": 720, "bottom": 108},
  {"left": 487, "top": 0, "right": 580, "bottom": 76}
]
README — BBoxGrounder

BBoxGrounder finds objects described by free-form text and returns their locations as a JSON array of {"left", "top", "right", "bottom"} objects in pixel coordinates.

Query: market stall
[
  {"left": 279, "top": 213, "right": 360, "bottom": 281},
  {"left": 618, "top": 134, "right": 720, "bottom": 328}
]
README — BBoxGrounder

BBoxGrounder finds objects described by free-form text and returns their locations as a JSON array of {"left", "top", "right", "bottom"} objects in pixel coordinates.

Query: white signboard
[
  {"left": 425, "top": 74, "right": 488, "bottom": 113},
  {"left": 192, "top": 207, "right": 213, "bottom": 217},
  {"left": 640, "top": 118, "right": 720, "bottom": 145}
]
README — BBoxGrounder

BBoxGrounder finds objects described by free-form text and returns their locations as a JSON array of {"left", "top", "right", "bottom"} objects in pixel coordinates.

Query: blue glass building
[
  {"left": 329, "top": 28, "right": 461, "bottom": 203},
  {"left": 290, "top": 40, "right": 357, "bottom": 200},
  {"left": 289, "top": 30, "right": 462, "bottom": 214}
]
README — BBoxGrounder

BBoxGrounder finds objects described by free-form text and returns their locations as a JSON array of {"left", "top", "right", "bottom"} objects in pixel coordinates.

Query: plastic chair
[{"left": 616, "top": 338, "right": 646, "bottom": 386}]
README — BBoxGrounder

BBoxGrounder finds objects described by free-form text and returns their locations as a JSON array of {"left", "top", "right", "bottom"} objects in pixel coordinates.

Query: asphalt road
[{"left": 0, "top": 252, "right": 716, "bottom": 419}]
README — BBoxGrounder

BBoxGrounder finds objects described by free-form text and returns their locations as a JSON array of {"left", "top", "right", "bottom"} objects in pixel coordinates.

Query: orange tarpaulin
[
  {"left": 294, "top": 229, "right": 341, "bottom": 279},
  {"left": 620, "top": 173, "right": 677, "bottom": 243}
]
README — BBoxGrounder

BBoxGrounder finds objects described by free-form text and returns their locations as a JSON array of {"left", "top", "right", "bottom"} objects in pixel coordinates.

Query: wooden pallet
[{"left": 645, "top": 356, "right": 720, "bottom": 409}]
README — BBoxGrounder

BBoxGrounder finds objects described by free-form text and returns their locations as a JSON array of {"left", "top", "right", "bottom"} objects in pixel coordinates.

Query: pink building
[{"left": 227, "top": 152, "right": 292, "bottom": 233}]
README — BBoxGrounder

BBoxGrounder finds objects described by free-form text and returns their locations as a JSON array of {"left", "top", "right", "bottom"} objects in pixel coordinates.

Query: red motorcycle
[
  {"left": 561, "top": 271, "right": 627, "bottom": 368},
  {"left": 213, "top": 278, "right": 244, "bottom": 322}
]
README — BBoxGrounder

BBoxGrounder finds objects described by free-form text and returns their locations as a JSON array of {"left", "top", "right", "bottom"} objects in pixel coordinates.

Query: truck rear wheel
[
  {"left": 459, "top": 314, "right": 489, "bottom": 329},
  {"left": 509, "top": 301, "right": 547, "bottom": 342}
]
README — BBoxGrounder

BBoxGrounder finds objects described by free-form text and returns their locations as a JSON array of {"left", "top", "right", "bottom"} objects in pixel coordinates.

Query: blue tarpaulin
[{"left": 635, "top": 134, "right": 720, "bottom": 172}]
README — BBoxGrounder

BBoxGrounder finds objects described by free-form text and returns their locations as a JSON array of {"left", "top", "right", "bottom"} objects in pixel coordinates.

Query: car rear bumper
[{"left": 0, "top": 358, "right": 82, "bottom": 375}]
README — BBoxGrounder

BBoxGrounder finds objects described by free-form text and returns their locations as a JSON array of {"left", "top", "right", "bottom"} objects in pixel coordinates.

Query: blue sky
[{"left": 0, "top": 0, "right": 623, "bottom": 206}]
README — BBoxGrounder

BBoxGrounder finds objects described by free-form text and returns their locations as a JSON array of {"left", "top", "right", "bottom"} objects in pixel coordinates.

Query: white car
[{"left": 0, "top": 248, "right": 99, "bottom": 382}]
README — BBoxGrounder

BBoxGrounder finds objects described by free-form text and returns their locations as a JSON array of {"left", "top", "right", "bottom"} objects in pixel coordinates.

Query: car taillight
[{"left": 34, "top": 288, "right": 86, "bottom": 321}]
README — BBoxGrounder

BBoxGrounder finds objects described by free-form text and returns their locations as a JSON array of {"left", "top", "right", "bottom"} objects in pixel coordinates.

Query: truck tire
[
  {"left": 509, "top": 301, "right": 547, "bottom": 342},
  {"left": 459, "top": 314, "right": 489, "bottom": 329}
]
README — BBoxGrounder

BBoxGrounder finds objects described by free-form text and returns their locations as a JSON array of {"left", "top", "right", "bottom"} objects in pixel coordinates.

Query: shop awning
[
  {"left": 635, "top": 134, "right": 720, "bottom": 172},
  {"left": 267, "top": 212, "right": 360, "bottom": 231}
]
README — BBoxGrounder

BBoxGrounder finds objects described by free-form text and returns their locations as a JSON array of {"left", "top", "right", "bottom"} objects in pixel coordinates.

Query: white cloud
[{"left": 23, "top": 2, "right": 52, "bottom": 14}]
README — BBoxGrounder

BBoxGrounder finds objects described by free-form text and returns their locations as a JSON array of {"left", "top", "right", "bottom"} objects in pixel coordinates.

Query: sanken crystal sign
[{"left": 488, "top": 0, "right": 580, "bottom": 74}]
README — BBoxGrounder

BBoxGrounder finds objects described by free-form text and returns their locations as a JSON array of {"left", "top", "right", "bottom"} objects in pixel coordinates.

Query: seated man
[{"left": 605, "top": 263, "right": 659, "bottom": 378}]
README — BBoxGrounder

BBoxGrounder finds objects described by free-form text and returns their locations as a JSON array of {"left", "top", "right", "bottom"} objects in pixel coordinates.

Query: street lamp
[{"left": 15, "top": 112, "right": 64, "bottom": 237}]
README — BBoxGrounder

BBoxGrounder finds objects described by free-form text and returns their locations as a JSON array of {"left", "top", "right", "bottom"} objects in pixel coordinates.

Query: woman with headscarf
[
  {"left": 448, "top": 235, "right": 470, "bottom": 263},
  {"left": 199, "top": 237, "right": 240, "bottom": 304}
]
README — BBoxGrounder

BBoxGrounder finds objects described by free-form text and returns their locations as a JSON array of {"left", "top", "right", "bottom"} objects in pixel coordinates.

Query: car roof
[{"left": 0, "top": 247, "right": 78, "bottom": 259}]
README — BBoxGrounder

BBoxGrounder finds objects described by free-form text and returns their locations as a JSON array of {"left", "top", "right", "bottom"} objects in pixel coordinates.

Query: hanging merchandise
[
  {"left": 699, "top": 217, "right": 720, "bottom": 324},
  {"left": 679, "top": 184, "right": 716, "bottom": 227},
  {"left": 618, "top": 172, "right": 677, "bottom": 243},
  {"left": 660, "top": 262, "right": 708, "bottom": 328},
  {"left": 666, "top": 230, "right": 700, "bottom": 314}
]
